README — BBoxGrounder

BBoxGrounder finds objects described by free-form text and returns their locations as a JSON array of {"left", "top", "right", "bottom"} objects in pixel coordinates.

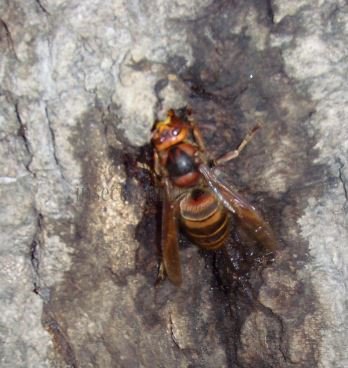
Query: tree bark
[{"left": 0, "top": 0, "right": 347, "bottom": 367}]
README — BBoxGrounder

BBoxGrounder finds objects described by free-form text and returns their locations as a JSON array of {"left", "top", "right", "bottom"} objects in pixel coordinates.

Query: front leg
[
  {"left": 152, "top": 150, "right": 170, "bottom": 187},
  {"left": 190, "top": 122, "right": 214, "bottom": 166},
  {"left": 192, "top": 123, "right": 207, "bottom": 153},
  {"left": 212, "top": 123, "right": 260, "bottom": 167}
]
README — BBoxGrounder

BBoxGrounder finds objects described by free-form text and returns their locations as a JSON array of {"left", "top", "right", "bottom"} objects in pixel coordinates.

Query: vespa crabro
[{"left": 151, "top": 109, "right": 277, "bottom": 286}]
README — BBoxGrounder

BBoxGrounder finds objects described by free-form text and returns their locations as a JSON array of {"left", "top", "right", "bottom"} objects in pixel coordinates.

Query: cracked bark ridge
[{"left": 0, "top": 0, "right": 347, "bottom": 367}]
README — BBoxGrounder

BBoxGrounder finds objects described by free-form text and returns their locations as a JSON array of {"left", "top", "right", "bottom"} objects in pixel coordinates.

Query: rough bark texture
[{"left": 0, "top": 0, "right": 347, "bottom": 367}]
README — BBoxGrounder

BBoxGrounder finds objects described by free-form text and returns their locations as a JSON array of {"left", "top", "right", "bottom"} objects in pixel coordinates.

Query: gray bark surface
[{"left": 0, "top": 0, "right": 347, "bottom": 367}]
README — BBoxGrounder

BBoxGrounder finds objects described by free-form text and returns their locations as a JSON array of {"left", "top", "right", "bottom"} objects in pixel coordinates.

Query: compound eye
[{"left": 172, "top": 127, "right": 181, "bottom": 136}]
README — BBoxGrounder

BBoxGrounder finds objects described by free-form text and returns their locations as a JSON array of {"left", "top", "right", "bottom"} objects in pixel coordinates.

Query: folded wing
[
  {"left": 161, "top": 179, "right": 182, "bottom": 285},
  {"left": 199, "top": 164, "right": 277, "bottom": 251}
]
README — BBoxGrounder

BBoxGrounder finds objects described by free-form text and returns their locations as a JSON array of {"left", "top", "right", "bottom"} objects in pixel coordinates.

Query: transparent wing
[
  {"left": 199, "top": 164, "right": 277, "bottom": 250},
  {"left": 161, "top": 179, "right": 182, "bottom": 285}
]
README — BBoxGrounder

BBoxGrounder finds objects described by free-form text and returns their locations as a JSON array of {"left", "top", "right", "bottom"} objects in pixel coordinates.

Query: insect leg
[
  {"left": 153, "top": 151, "right": 162, "bottom": 176},
  {"left": 152, "top": 151, "right": 169, "bottom": 187},
  {"left": 155, "top": 261, "right": 166, "bottom": 286},
  {"left": 212, "top": 123, "right": 261, "bottom": 167},
  {"left": 136, "top": 162, "right": 152, "bottom": 172},
  {"left": 192, "top": 123, "right": 207, "bottom": 153}
]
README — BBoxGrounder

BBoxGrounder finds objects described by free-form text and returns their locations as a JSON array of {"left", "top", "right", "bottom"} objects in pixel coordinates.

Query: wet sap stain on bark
[
  {"left": 175, "top": 5, "right": 323, "bottom": 365},
  {"left": 40, "top": 1, "right": 330, "bottom": 367}
]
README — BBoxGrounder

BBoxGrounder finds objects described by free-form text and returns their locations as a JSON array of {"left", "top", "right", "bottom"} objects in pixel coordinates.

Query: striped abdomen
[{"left": 179, "top": 188, "right": 230, "bottom": 250}]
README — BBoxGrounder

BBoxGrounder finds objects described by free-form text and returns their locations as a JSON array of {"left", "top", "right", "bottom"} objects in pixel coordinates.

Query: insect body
[
  {"left": 151, "top": 109, "right": 277, "bottom": 286},
  {"left": 180, "top": 188, "right": 230, "bottom": 250}
]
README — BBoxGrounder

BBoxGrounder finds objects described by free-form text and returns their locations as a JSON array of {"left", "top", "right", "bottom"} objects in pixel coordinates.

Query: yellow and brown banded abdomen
[{"left": 179, "top": 189, "right": 230, "bottom": 250}]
